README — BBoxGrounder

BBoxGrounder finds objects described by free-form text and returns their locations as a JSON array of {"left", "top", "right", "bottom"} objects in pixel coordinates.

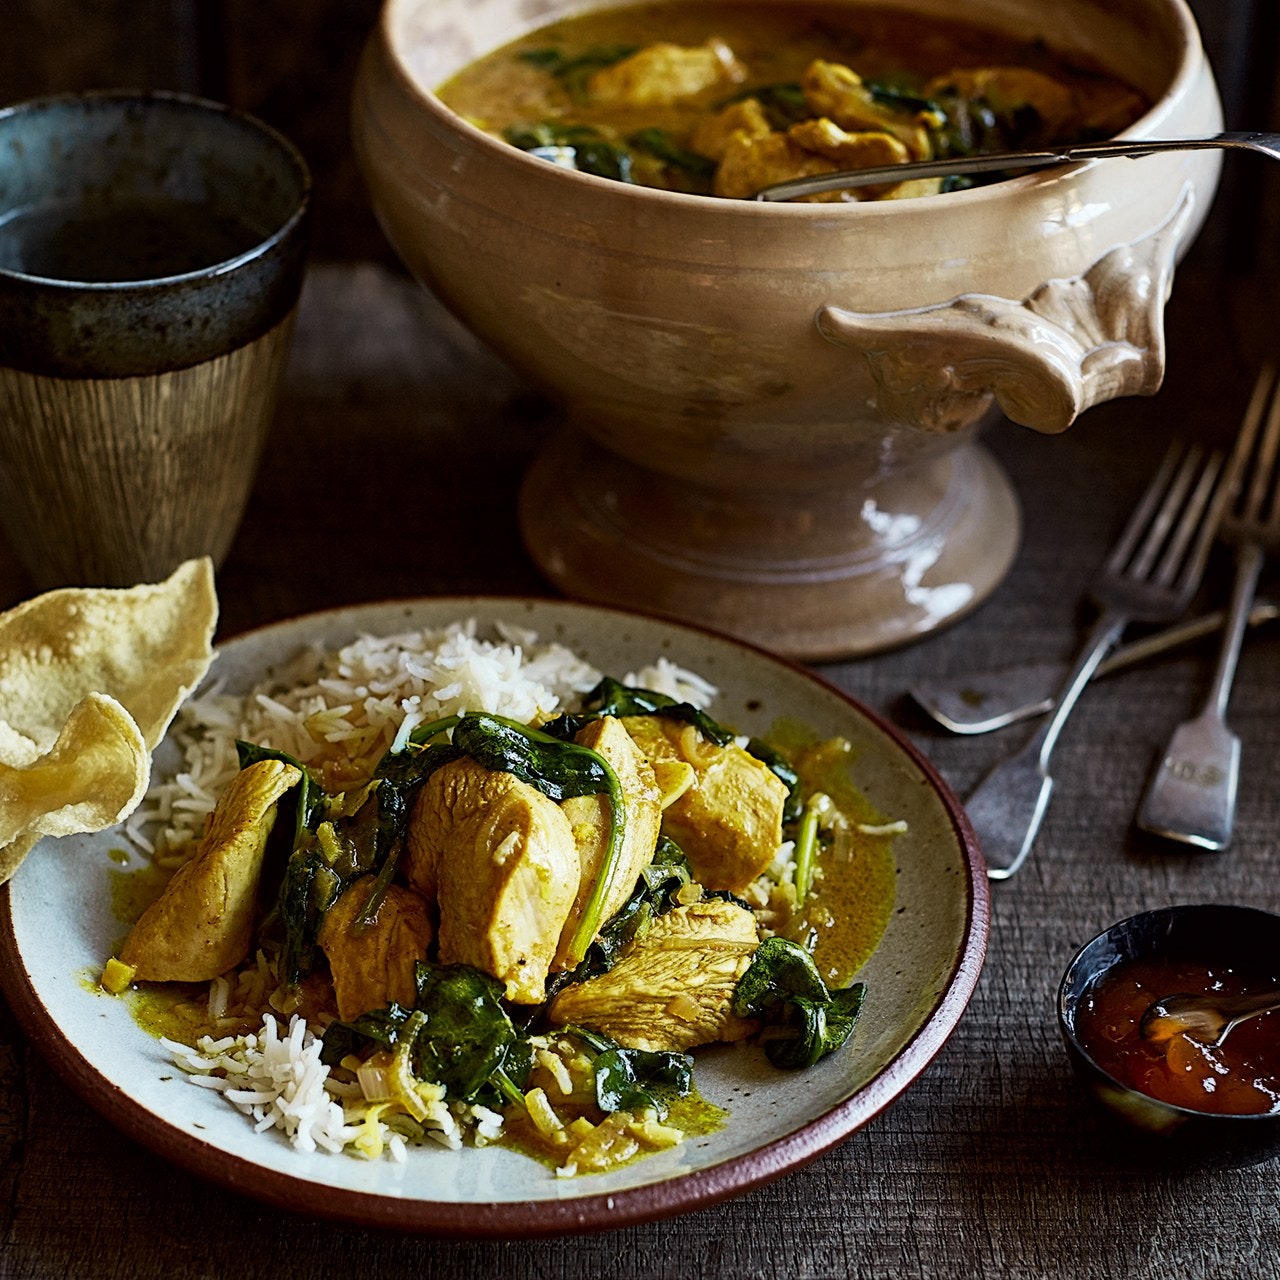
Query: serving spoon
[
  {"left": 754, "top": 130, "right": 1280, "bottom": 201},
  {"left": 1139, "top": 987, "right": 1280, "bottom": 1048}
]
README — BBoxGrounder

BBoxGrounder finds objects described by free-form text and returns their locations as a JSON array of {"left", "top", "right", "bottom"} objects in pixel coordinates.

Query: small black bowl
[{"left": 1058, "top": 903, "right": 1280, "bottom": 1156}]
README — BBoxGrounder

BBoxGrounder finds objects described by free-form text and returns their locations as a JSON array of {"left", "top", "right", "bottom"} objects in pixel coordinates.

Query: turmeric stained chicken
[
  {"left": 555, "top": 715, "right": 663, "bottom": 970},
  {"left": 621, "top": 714, "right": 788, "bottom": 893},
  {"left": 119, "top": 758, "right": 300, "bottom": 982},
  {"left": 407, "top": 756, "right": 580, "bottom": 1004},
  {"left": 548, "top": 897, "right": 761, "bottom": 1052},
  {"left": 318, "top": 876, "right": 434, "bottom": 1023}
]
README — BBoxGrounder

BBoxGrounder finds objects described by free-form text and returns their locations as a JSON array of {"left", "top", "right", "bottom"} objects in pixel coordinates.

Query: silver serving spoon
[
  {"left": 1139, "top": 988, "right": 1280, "bottom": 1048},
  {"left": 754, "top": 131, "right": 1280, "bottom": 201}
]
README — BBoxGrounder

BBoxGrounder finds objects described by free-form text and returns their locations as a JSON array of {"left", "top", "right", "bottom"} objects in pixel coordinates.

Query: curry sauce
[{"left": 438, "top": 1, "right": 1147, "bottom": 199}]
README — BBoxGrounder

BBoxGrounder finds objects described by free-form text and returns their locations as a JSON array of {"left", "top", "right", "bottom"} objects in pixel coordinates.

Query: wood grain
[
  {"left": 0, "top": 259, "right": 1277, "bottom": 1278},
  {"left": 0, "top": 313, "right": 295, "bottom": 589}
]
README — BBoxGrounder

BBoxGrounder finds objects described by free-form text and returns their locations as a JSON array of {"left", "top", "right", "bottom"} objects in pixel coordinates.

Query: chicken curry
[
  {"left": 437, "top": 1, "right": 1148, "bottom": 200},
  {"left": 107, "top": 675, "right": 897, "bottom": 1174}
]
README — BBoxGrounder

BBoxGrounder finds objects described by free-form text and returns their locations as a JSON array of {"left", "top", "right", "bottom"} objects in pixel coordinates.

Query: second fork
[
  {"left": 1136, "top": 364, "right": 1280, "bottom": 849},
  {"left": 968, "top": 440, "right": 1231, "bottom": 880}
]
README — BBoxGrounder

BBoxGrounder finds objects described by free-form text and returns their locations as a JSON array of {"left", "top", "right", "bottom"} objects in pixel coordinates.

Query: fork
[
  {"left": 909, "top": 601, "right": 1280, "bottom": 734},
  {"left": 1135, "top": 365, "right": 1280, "bottom": 849},
  {"left": 969, "top": 440, "right": 1232, "bottom": 880}
]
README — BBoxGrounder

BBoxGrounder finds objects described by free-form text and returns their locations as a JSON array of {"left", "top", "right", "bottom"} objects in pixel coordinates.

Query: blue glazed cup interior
[
  {"left": 0, "top": 90, "right": 311, "bottom": 377},
  {"left": 0, "top": 89, "right": 307, "bottom": 280}
]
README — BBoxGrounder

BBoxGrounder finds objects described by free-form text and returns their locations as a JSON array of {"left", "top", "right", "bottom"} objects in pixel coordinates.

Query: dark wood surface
[{"left": 1, "top": 241, "right": 1278, "bottom": 1276}]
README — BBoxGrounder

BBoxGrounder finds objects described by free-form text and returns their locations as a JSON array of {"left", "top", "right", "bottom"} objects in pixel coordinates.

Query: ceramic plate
[{"left": 0, "top": 597, "right": 988, "bottom": 1235}]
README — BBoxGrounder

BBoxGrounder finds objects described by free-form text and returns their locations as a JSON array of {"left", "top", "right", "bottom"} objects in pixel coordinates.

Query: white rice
[
  {"left": 138, "top": 620, "right": 719, "bottom": 1161},
  {"left": 127, "top": 619, "right": 716, "bottom": 861}
]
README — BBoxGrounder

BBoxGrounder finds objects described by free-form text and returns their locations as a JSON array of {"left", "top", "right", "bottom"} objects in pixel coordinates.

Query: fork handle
[
  {"left": 1135, "top": 542, "right": 1263, "bottom": 849},
  {"left": 973, "top": 607, "right": 1128, "bottom": 879},
  {"left": 1026, "top": 608, "right": 1130, "bottom": 767},
  {"left": 1203, "top": 542, "right": 1265, "bottom": 720}
]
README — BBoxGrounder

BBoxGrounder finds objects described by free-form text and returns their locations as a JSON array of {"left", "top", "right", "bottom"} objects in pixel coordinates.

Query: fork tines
[
  {"left": 1226, "top": 362, "right": 1280, "bottom": 542},
  {"left": 1106, "top": 440, "right": 1227, "bottom": 592}
]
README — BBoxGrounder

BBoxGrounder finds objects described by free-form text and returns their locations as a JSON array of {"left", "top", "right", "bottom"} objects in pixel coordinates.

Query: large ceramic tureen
[{"left": 353, "top": 0, "right": 1222, "bottom": 658}]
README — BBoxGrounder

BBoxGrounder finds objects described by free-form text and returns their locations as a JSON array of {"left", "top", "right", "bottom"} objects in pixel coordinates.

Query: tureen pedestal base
[{"left": 518, "top": 432, "right": 1020, "bottom": 661}]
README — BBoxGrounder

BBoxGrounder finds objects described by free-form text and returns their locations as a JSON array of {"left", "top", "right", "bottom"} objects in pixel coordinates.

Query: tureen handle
[{"left": 817, "top": 188, "right": 1197, "bottom": 434}]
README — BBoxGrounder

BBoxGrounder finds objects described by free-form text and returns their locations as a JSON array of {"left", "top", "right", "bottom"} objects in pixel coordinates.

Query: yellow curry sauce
[
  {"left": 438, "top": 1, "right": 1147, "bottom": 199},
  {"left": 768, "top": 722, "right": 897, "bottom": 989}
]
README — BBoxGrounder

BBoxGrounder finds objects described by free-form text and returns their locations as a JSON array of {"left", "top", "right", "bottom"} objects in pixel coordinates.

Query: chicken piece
[
  {"left": 318, "top": 876, "right": 434, "bottom": 1022},
  {"left": 547, "top": 898, "right": 760, "bottom": 1052},
  {"left": 555, "top": 716, "right": 662, "bottom": 969},
  {"left": 587, "top": 39, "right": 746, "bottom": 108},
  {"left": 406, "top": 757, "right": 579, "bottom": 1003},
  {"left": 690, "top": 96, "right": 773, "bottom": 162},
  {"left": 714, "top": 130, "right": 843, "bottom": 201},
  {"left": 620, "top": 716, "right": 788, "bottom": 892},
  {"left": 925, "top": 66, "right": 1079, "bottom": 140},
  {"left": 789, "top": 118, "right": 912, "bottom": 169},
  {"left": 119, "top": 759, "right": 300, "bottom": 982},
  {"left": 802, "top": 60, "right": 933, "bottom": 158},
  {"left": 785, "top": 119, "right": 925, "bottom": 199}
]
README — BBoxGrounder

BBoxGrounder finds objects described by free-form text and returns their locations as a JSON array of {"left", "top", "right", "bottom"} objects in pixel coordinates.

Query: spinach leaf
[
  {"left": 319, "top": 1001, "right": 415, "bottom": 1066},
  {"left": 546, "top": 676, "right": 734, "bottom": 747},
  {"left": 412, "top": 962, "right": 530, "bottom": 1103},
  {"left": 504, "top": 122, "right": 633, "bottom": 182},
  {"left": 924, "top": 88, "right": 1050, "bottom": 178},
  {"left": 278, "top": 849, "right": 341, "bottom": 985},
  {"left": 236, "top": 740, "right": 341, "bottom": 983},
  {"left": 402, "top": 713, "right": 462, "bottom": 750},
  {"left": 627, "top": 127, "right": 716, "bottom": 178},
  {"left": 634, "top": 836, "right": 695, "bottom": 907},
  {"left": 350, "top": 735, "right": 461, "bottom": 928},
  {"left": 862, "top": 78, "right": 937, "bottom": 116},
  {"left": 320, "top": 968, "right": 533, "bottom": 1109},
  {"left": 451, "top": 713, "right": 614, "bottom": 802},
  {"left": 565, "top": 1025, "right": 693, "bottom": 1117},
  {"left": 733, "top": 936, "right": 866, "bottom": 1069},
  {"left": 734, "top": 935, "right": 829, "bottom": 1013},
  {"left": 717, "top": 81, "right": 810, "bottom": 130},
  {"left": 517, "top": 43, "right": 638, "bottom": 104}
]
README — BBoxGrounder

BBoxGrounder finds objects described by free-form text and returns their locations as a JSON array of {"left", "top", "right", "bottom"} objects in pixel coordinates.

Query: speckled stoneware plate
[{"left": 0, "top": 597, "right": 988, "bottom": 1236}]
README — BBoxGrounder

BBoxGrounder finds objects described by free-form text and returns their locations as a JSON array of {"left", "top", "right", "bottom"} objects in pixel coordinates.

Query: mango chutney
[{"left": 1075, "top": 957, "right": 1280, "bottom": 1117}]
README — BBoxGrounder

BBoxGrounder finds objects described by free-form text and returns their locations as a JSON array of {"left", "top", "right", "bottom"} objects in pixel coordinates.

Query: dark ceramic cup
[
  {"left": 0, "top": 90, "right": 310, "bottom": 589},
  {"left": 1058, "top": 903, "right": 1280, "bottom": 1157}
]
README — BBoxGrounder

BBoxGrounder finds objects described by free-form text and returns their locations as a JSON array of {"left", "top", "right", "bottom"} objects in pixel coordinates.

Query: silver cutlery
[
  {"left": 968, "top": 441, "right": 1233, "bottom": 881},
  {"left": 1136, "top": 365, "right": 1280, "bottom": 850},
  {"left": 754, "top": 131, "right": 1280, "bottom": 201},
  {"left": 910, "top": 601, "right": 1280, "bottom": 734}
]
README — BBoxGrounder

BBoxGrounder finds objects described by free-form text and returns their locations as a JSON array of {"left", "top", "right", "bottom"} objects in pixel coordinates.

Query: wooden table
[{"left": 1, "top": 253, "right": 1277, "bottom": 1279}]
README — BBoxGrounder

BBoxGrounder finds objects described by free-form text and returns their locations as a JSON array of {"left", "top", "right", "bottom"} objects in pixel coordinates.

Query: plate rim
[{"left": 0, "top": 593, "right": 989, "bottom": 1236}]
